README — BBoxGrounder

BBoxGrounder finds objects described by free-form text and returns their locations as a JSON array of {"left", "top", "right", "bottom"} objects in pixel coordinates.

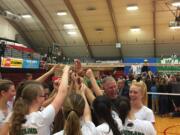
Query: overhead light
[
  {"left": 21, "top": 14, "right": 32, "bottom": 18},
  {"left": 172, "top": 0, "right": 180, "bottom": 7},
  {"left": 57, "top": 11, "right": 67, "bottom": 16},
  {"left": 4, "top": 10, "right": 13, "bottom": 15},
  {"left": 170, "top": 26, "right": 180, "bottom": 29},
  {"left": 130, "top": 26, "right": 141, "bottom": 32},
  {"left": 63, "top": 24, "right": 74, "bottom": 29},
  {"left": 127, "top": 4, "right": 139, "bottom": 11},
  {"left": 172, "top": 2, "right": 180, "bottom": 7},
  {"left": 67, "top": 31, "right": 77, "bottom": 35},
  {"left": 3, "top": 11, "right": 21, "bottom": 20}
]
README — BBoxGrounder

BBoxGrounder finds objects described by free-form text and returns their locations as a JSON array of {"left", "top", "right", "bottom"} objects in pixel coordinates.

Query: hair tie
[
  {"left": 70, "top": 109, "right": 76, "bottom": 113},
  {"left": 68, "top": 109, "right": 78, "bottom": 115},
  {"left": 64, "top": 109, "right": 81, "bottom": 119}
]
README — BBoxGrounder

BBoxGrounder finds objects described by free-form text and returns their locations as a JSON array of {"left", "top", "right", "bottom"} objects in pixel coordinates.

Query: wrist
[{"left": 89, "top": 76, "right": 95, "bottom": 80}]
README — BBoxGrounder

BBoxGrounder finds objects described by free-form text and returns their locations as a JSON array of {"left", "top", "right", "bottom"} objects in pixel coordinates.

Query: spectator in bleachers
[
  {"left": 150, "top": 80, "right": 159, "bottom": 114},
  {"left": 158, "top": 78, "right": 171, "bottom": 116},
  {"left": 170, "top": 76, "right": 180, "bottom": 116},
  {"left": 25, "top": 73, "right": 33, "bottom": 81}
]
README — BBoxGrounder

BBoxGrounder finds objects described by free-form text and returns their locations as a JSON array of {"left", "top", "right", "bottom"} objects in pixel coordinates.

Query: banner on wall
[
  {"left": 1, "top": 57, "right": 23, "bottom": 68},
  {"left": 157, "top": 57, "right": 180, "bottom": 72},
  {"left": 23, "top": 59, "right": 39, "bottom": 69},
  {"left": 124, "top": 58, "right": 157, "bottom": 74}
]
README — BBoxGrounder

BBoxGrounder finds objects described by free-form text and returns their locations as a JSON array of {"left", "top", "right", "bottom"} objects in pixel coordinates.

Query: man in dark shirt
[
  {"left": 0, "top": 41, "right": 6, "bottom": 57},
  {"left": 141, "top": 59, "right": 149, "bottom": 73}
]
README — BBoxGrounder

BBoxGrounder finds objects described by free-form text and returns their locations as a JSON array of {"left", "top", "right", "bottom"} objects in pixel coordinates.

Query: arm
[
  {"left": 80, "top": 84, "right": 92, "bottom": 121},
  {"left": 42, "top": 92, "right": 57, "bottom": 107},
  {"left": 51, "top": 65, "right": 70, "bottom": 114},
  {"left": 86, "top": 69, "right": 103, "bottom": 96},
  {"left": 35, "top": 65, "right": 58, "bottom": 83},
  {"left": 85, "top": 87, "right": 95, "bottom": 105},
  {"left": 0, "top": 123, "right": 9, "bottom": 135}
]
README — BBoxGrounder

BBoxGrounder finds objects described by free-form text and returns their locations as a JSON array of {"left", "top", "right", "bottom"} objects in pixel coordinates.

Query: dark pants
[{"left": 159, "top": 95, "right": 170, "bottom": 114}]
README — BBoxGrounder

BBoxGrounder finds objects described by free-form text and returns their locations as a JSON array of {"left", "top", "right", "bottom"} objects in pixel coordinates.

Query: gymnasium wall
[{"left": 0, "top": 16, "right": 18, "bottom": 40}]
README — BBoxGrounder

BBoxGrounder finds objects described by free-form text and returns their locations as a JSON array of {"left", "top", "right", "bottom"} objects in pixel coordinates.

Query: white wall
[{"left": 0, "top": 16, "right": 18, "bottom": 40}]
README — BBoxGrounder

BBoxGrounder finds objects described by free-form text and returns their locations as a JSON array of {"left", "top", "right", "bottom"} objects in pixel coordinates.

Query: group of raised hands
[{"left": 52, "top": 59, "right": 96, "bottom": 92}]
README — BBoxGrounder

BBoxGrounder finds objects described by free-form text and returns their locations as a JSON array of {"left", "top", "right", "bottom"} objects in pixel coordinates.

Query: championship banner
[
  {"left": 23, "top": 59, "right": 39, "bottom": 69},
  {"left": 157, "top": 57, "right": 180, "bottom": 72},
  {"left": 1, "top": 57, "right": 23, "bottom": 68}
]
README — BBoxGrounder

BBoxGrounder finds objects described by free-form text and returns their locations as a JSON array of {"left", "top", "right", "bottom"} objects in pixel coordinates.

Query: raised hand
[
  {"left": 63, "top": 65, "right": 71, "bottom": 72},
  {"left": 86, "top": 68, "right": 94, "bottom": 79},
  {"left": 74, "top": 59, "right": 85, "bottom": 76}
]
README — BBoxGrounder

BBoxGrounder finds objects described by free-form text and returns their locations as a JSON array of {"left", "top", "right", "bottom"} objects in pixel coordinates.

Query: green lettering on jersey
[
  {"left": 121, "top": 130, "right": 144, "bottom": 135},
  {"left": 21, "top": 128, "right": 38, "bottom": 134}
]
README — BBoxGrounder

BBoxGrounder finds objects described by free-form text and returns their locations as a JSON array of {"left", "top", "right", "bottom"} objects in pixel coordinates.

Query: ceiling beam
[
  {"left": 24, "top": 0, "right": 57, "bottom": 43},
  {"left": 24, "top": 0, "right": 65, "bottom": 55},
  {"left": 153, "top": 0, "right": 157, "bottom": 57},
  {"left": 64, "top": 0, "right": 94, "bottom": 58},
  {"left": 106, "top": 0, "right": 123, "bottom": 60}
]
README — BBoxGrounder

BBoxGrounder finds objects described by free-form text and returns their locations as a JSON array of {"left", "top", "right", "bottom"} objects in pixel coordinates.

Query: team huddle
[{"left": 0, "top": 61, "right": 156, "bottom": 135}]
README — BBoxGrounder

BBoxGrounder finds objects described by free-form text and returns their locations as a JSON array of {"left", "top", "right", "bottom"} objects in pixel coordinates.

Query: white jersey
[
  {"left": 21, "top": 104, "right": 55, "bottom": 135},
  {"left": 0, "top": 103, "right": 12, "bottom": 128},
  {"left": 96, "top": 111, "right": 123, "bottom": 135},
  {"left": 121, "top": 119, "right": 156, "bottom": 135},
  {"left": 53, "top": 121, "right": 98, "bottom": 135},
  {"left": 0, "top": 110, "right": 7, "bottom": 128},
  {"left": 135, "top": 106, "right": 155, "bottom": 123},
  {"left": 7, "top": 100, "right": 14, "bottom": 111}
]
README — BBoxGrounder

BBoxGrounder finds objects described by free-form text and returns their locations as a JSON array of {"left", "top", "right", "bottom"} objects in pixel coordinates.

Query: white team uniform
[
  {"left": 121, "top": 118, "right": 156, "bottom": 135},
  {"left": 135, "top": 106, "right": 155, "bottom": 123},
  {"left": 20, "top": 104, "right": 55, "bottom": 135},
  {"left": 0, "top": 103, "right": 12, "bottom": 128},
  {"left": 95, "top": 111, "right": 123, "bottom": 135},
  {"left": 54, "top": 111, "right": 122, "bottom": 135},
  {"left": 53, "top": 121, "right": 98, "bottom": 135}
]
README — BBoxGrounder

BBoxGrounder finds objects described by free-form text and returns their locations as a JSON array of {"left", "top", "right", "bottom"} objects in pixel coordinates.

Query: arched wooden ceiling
[{"left": 0, "top": 0, "right": 179, "bottom": 58}]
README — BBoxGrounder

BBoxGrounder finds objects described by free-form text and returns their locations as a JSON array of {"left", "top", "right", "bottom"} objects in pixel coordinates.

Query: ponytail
[
  {"left": 64, "top": 111, "right": 82, "bottom": 135},
  {"left": 105, "top": 115, "right": 121, "bottom": 135},
  {"left": 10, "top": 98, "right": 28, "bottom": 135},
  {"left": 63, "top": 93, "right": 85, "bottom": 135},
  {"left": 93, "top": 96, "right": 121, "bottom": 135},
  {"left": 114, "top": 96, "right": 130, "bottom": 125}
]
